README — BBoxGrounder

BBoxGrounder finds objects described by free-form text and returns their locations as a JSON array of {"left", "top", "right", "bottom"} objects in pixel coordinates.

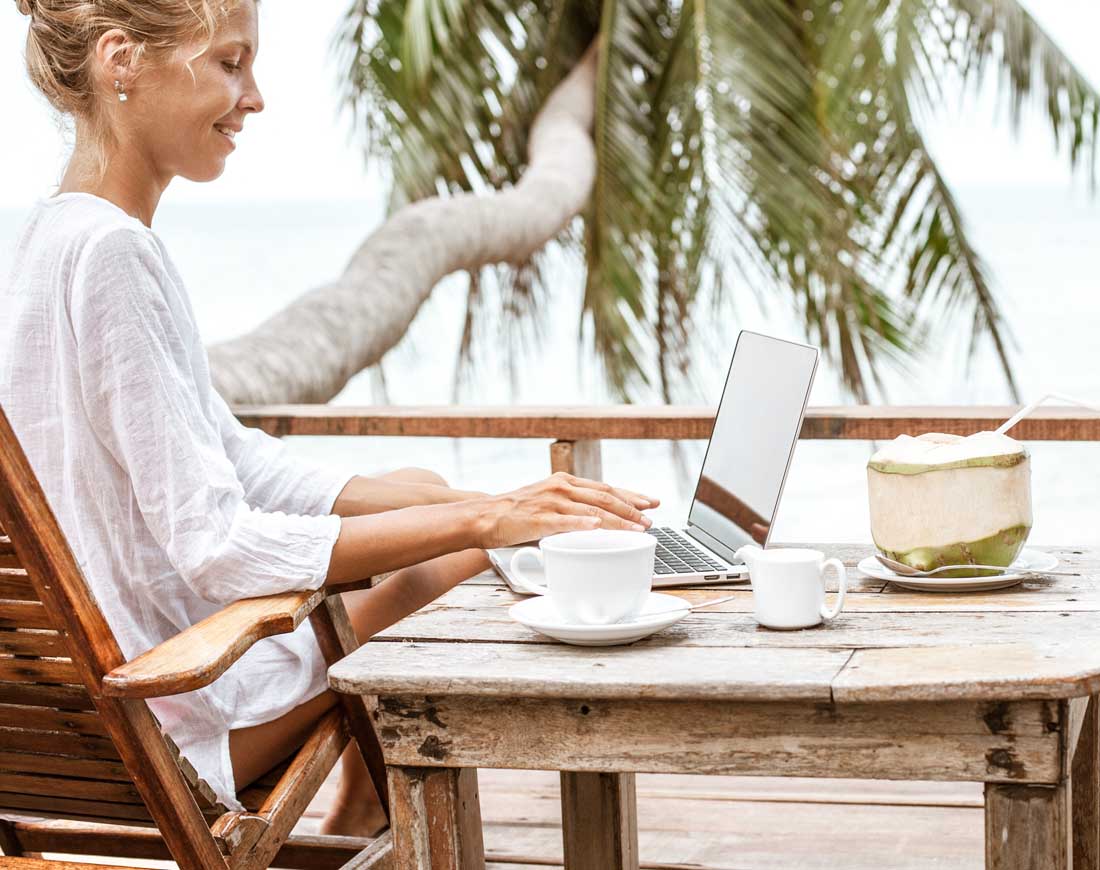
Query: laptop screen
[{"left": 686, "top": 331, "right": 819, "bottom": 558}]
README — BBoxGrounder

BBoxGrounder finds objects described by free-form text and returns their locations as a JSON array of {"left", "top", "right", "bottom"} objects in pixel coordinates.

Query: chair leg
[
  {"left": 311, "top": 596, "right": 391, "bottom": 817},
  {"left": 0, "top": 818, "right": 24, "bottom": 856}
]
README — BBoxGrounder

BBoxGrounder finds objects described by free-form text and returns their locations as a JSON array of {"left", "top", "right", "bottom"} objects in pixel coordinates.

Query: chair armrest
[{"left": 101, "top": 589, "right": 325, "bottom": 699}]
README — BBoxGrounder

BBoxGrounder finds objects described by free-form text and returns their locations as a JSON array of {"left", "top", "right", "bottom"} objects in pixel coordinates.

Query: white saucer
[
  {"left": 508, "top": 592, "right": 690, "bottom": 646},
  {"left": 858, "top": 549, "right": 1060, "bottom": 592}
]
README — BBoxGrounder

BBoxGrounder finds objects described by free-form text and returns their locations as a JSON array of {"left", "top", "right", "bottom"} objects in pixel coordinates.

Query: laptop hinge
[{"left": 685, "top": 524, "right": 747, "bottom": 567}]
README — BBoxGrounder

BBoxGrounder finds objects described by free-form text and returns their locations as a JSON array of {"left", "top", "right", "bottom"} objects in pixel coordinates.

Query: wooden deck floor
[
  {"left": 39, "top": 770, "right": 986, "bottom": 867},
  {"left": 303, "top": 769, "right": 985, "bottom": 869}
]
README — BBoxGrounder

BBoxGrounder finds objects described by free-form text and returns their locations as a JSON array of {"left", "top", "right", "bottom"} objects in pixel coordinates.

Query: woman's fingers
[
  {"left": 564, "top": 485, "right": 651, "bottom": 528},
  {"left": 554, "top": 498, "right": 649, "bottom": 532},
  {"left": 565, "top": 475, "right": 660, "bottom": 510}
]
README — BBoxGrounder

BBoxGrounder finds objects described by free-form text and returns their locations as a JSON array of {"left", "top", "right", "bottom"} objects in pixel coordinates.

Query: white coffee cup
[
  {"left": 509, "top": 529, "right": 656, "bottom": 625},
  {"left": 736, "top": 545, "right": 848, "bottom": 630}
]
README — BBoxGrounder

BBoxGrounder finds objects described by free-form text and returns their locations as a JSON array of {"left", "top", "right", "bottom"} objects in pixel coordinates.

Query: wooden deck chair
[{"left": 0, "top": 403, "right": 393, "bottom": 869}]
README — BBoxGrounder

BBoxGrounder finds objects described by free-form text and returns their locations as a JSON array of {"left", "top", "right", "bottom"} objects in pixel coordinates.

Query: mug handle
[
  {"left": 819, "top": 557, "right": 848, "bottom": 621},
  {"left": 509, "top": 547, "right": 549, "bottom": 596}
]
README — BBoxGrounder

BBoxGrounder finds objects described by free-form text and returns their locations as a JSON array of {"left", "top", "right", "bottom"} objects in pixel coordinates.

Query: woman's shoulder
[
  {"left": 12, "top": 193, "right": 163, "bottom": 287},
  {"left": 37, "top": 193, "right": 160, "bottom": 258}
]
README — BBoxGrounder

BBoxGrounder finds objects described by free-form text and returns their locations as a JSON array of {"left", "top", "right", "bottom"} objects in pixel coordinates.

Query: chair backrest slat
[
  {"left": 0, "top": 568, "right": 33, "bottom": 601},
  {"left": 0, "top": 630, "right": 70, "bottom": 658},
  {"left": 0, "top": 681, "right": 95, "bottom": 711},
  {"left": 0, "top": 535, "right": 20, "bottom": 570},
  {"left": 0, "top": 405, "right": 234, "bottom": 862}
]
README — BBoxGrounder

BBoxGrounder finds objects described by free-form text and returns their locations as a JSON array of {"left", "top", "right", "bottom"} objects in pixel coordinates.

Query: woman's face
[{"left": 123, "top": 1, "right": 264, "bottom": 183}]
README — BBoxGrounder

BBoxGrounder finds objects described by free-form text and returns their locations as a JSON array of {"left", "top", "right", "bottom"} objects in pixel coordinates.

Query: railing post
[{"left": 550, "top": 440, "right": 603, "bottom": 481}]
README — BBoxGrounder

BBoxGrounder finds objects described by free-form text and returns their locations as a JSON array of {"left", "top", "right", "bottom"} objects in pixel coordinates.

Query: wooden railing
[{"left": 233, "top": 405, "right": 1100, "bottom": 478}]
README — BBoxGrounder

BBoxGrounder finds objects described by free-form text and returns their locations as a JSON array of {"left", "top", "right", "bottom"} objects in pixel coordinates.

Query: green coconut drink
[{"left": 867, "top": 432, "right": 1032, "bottom": 577}]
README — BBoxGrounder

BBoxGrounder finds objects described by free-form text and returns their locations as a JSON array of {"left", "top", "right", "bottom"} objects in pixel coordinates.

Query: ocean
[{"left": 2, "top": 185, "right": 1097, "bottom": 545}]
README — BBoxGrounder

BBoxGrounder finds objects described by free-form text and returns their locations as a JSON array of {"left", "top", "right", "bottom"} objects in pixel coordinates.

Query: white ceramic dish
[
  {"left": 508, "top": 592, "right": 690, "bottom": 646},
  {"left": 857, "top": 548, "right": 1059, "bottom": 592}
]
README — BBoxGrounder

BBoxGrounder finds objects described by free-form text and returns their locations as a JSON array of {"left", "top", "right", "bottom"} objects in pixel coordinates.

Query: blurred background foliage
[{"left": 333, "top": 0, "right": 1099, "bottom": 403}]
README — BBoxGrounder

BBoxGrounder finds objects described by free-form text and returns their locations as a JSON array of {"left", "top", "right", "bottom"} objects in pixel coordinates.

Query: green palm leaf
[{"left": 333, "top": 0, "right": 1099, "bottom": 403}]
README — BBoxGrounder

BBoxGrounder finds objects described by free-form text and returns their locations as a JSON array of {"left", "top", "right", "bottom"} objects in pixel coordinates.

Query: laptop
[{"left": 489, "top": 330, "right": 820, "bottom": 589}]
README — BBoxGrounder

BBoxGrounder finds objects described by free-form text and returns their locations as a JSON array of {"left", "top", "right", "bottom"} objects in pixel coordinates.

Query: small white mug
[
  {"left": 739, "top": 547, "right": 848, "bottom": 630},
  {"left": 509, "top": 529, "right": 656, "bottom": 625}
]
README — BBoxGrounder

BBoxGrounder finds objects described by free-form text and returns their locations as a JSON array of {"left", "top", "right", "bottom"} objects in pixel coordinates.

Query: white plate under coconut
[
  {"left": 509, "top": 592, "right": 690, "bottom": 646},
  {"left": 857, "top": 549, "right": 1059, "bottom": 592}
]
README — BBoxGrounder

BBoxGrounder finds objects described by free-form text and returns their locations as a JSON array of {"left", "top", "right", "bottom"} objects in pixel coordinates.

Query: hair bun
[{"left": 16, "top": 0, "right": 37, "bottom": 15}]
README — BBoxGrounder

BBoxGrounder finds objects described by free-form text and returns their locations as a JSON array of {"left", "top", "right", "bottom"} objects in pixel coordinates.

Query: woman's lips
[{"left": 214, "top": 125, "right": 238, "bottom": 149}]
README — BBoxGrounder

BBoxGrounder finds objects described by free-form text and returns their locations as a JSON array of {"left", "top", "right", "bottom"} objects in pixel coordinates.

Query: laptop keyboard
[{"left": 646, "top": 527, "right": 727, "bottom": 575}]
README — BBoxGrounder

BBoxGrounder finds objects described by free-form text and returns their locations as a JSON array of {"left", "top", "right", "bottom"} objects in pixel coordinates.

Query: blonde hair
[{"left": 15, "top": 0, "right": 244, "bottom": 173}]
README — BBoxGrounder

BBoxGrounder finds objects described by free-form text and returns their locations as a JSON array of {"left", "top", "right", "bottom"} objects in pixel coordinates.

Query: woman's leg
[
  {"left": 319, "top": 546, "right": 490, "bottom": 835},
  {"left": 228, "top": 467, "right": 489, "bottom": 836}
]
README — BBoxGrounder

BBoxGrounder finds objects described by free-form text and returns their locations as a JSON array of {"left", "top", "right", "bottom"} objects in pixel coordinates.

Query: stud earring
[{"left": 114, "top": 80, "right": 128, "bottom": 102}]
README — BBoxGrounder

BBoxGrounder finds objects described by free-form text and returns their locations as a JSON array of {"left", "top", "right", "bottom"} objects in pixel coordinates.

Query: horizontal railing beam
[{"left": 232, "top": 405, "right": 1100, "bottom": 442}]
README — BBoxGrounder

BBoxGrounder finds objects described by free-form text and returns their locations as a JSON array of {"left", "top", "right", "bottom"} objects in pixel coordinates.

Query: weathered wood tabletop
[{"left": 329, "top": 544, "right": 1100, "bottom": 870}]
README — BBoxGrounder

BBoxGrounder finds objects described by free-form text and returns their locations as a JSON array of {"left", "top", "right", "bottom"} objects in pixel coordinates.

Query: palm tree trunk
[{"left": 208, "top": 45, "right": 599, "bottom": 404}]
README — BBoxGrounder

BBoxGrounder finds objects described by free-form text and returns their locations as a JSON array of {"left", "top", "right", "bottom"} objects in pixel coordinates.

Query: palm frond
[{"left": 334, "top": 0, "right": 1097, "bottom": 405}]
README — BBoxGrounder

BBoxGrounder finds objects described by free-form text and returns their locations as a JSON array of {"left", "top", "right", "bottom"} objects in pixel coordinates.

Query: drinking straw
[{"left": 996, "top": 392, "right": 1100, "bottom": 436}]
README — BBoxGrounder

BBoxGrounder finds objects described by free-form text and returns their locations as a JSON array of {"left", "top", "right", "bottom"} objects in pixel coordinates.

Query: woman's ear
[{"left": 94, "top": 28, "right": 136, "bottom": 94}]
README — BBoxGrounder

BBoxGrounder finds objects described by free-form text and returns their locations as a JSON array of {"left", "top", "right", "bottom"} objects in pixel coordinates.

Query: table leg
[
  {"left": 560, "top": 771, "right": 639, "bottom": 870},
  {"left": 1073, "top": 695, "right": 1100, "bottom": 870},
  {"left": 985, "top": 782, "right": 1071, "bottom": 870},
  {"left": 388, "top": 766, "right": 485, "bottom": 870}
]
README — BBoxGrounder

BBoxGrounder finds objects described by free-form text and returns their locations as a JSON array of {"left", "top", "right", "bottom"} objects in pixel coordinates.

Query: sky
[{"left": 1, "top": 1, "right": 1099, "bottom": 210}]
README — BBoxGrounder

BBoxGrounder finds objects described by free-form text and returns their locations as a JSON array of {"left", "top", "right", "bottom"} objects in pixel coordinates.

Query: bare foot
[{"left": 320, "top": 794, "right": 388, "bottom": 839}]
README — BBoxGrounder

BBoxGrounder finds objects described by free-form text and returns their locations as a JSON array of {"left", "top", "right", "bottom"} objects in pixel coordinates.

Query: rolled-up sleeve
[
  {"left": 210, "top": 391, "right": 354, "bottom": 517},
  {"left": 70, "top": 227, "right": 342, "bottom": 605}
]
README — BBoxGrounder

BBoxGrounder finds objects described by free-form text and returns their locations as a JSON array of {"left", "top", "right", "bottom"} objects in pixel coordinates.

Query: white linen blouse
[{"left": 0, "top": 192, "right": 356, "bottom": 810}]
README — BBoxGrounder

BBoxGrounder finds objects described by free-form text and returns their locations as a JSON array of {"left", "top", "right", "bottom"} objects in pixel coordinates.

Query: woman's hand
[{"left": 471, "top": 472, "right": 661, "bottom": 549}]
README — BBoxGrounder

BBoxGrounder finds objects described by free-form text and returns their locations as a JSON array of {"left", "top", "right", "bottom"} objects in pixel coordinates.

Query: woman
[{"left": 2, "top": 0, "right": 658, "bottom": 836}]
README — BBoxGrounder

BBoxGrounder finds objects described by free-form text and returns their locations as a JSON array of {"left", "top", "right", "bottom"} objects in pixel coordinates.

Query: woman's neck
[{"left": 58, "top": 137, "right": 169, "bottom": 228}]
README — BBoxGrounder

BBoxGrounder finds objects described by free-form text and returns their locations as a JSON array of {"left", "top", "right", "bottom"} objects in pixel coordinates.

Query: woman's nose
[{"left": 242, "top": 80, "right": 265, "bottom": 114}]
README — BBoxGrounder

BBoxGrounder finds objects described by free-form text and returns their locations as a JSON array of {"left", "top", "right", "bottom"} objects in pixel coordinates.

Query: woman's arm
[
  {"left": 325, "top": 472, "right": 659, "bottom": 585},
  {"left": 329, "top": 474, "right": 484, "bottom": 517}
]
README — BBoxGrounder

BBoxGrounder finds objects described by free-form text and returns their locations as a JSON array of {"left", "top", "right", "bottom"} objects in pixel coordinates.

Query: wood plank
[
  {"left": 985, "top": 782, "right": 1071, "bottom": 869},
  {"left": 0, "top": 536, "right": 20, "bottom": 570},
  {"left": 0, "top": 771, "right": 142, "bottom": 804},
  {"left": 331, "top": 644, "right": 851, "bottom": 703},
  {"left": 0, "top": 681, "right": 94, "bottom": 710},
  {"left": 0, "top": 791, "right": 153, "bottom": 822},
  {"left": 388, "top": 766, "right": 484, "bottom": 869},
  {"left": 834, "top": 641, "right": 1100, "bottom": 702},
  {"left": 373, "top": 605, "right": 1100, "bottom": 652},
  {"left": 0, "top": 727, "right": 121, "bottom": 760},
  {"left": 301, "top": 768, "right": 988, "bottom": 869},
  {"left": 102, "top": 589, "right": 324, "bottom": 698},
  {"left": 5, "top": 818, "right": 383, "bottom": 868},
  {"left": 0, "top": 600, "right": 56, "bottom": 631},
  {"left": 0, "top": 750, "right": 129, "bottom": 781},
  {"left": 560, "top": 772, "right": 637, "bottom": 870},
  {"left": 0, "top": 655, "right": 81, "bottom": 684},
  {"left": 0, "top": 569, "right": 35, "bottom": 601},
  {"left": 1072, "top": 696, "right": 1100, "bottom": 870},
  {"left": 368, "top": 695, "right": 1062, "bottom": 784},
  {"left": 477, "top": 769, "right": 985, "bottom": 809},
  {"left": 0, "top": 629, "right": 70, "bottom": 657},
  {"left": 0, "top": 858, "right": 144, "bottom": 869},
  {"left": 231, "top": 405, "right": 1100, "bottom": 442},
  {"left": 338, "top": 830, "right": 394, "bottom": 869}
]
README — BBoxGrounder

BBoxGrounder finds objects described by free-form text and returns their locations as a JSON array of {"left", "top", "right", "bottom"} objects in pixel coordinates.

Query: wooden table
[{"left": 329, "top": 544, "right": 1100, "bottom": 870}]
